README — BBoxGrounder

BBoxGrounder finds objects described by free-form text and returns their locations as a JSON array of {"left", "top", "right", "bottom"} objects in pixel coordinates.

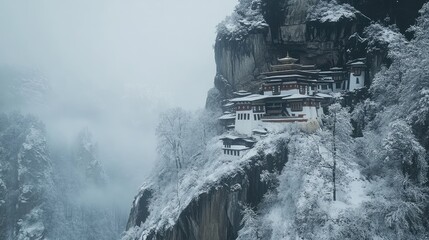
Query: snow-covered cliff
[{"left": 125, "top": 1, "right": 429, "bottom": 240}]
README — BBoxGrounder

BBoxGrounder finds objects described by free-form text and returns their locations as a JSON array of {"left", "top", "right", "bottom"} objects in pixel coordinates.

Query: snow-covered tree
[
  {"left": 73, "top": 128, "right": 106, "bottom": 186},
  {"left": 216, "top": 0, "right": 268, "bottom": 41},
  {"left": 156, "top": 108, "right": 191, "bottom": 170},
  {"left": 0, "top": 113, "right": 54, "bottom": 240},
  {"left": 323, "top": 103, "right": 353, "bottom": 201}
]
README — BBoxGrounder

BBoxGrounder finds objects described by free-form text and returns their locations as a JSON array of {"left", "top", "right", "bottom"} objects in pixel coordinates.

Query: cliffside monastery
[{"left": 219, "top": 54, "right": 367, "bottom": 156}]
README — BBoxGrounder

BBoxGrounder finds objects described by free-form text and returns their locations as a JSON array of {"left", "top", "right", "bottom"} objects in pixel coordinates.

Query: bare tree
[{"left": 325, "top": 103, "right": 352, "bottom": 201}]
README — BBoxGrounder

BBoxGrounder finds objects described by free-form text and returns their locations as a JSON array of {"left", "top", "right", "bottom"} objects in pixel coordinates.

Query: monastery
[{"left": 219, "top": 54, "right": 367, "bottom": 156}]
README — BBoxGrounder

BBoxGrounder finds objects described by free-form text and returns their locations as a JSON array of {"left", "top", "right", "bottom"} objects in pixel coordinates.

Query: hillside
[{"left": 124, "top": 1, "right": 429, "bottom": 240}]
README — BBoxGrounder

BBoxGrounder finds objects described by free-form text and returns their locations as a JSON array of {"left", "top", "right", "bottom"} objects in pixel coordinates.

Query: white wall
[
  {"left": 235, "top": 110, "right": 263, "bottom": 135},
  {"left": 285, "top": 106, "right": 320, "bottom": 119},
  {"left": 349, "top": 71, "right": 365, "bottom": 91}
]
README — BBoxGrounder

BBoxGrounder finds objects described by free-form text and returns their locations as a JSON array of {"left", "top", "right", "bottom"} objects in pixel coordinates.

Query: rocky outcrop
[
  {"left": 126, "top": 141, "right": 288, "bottom": 240},
  {"left": 210, "top": 0, "right": 370, "bottom": 105},
  {"left": 214, "top": 34, "right": 270, "bottom": 99},
  {"left": 0, "top": 113, "right": 54, "bottom": 240},
  {"left": 207, "top": 0, "right": 426, "bottom": 109}
]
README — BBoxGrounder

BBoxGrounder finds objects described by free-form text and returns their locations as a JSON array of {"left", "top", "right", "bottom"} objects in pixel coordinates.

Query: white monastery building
[{"left": 219, "top": 54, "right": 368, "bottom": 154}]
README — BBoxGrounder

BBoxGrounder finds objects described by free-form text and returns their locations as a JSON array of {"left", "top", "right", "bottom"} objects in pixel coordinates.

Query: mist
[{"left": 0, "top": 0, "right": 236, "bottom": 234}]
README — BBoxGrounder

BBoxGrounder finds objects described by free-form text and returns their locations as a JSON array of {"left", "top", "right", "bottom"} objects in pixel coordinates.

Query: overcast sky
[
  {"left": 0, "top": 0, "right": 237, "bottom": 207},
  {"left": 0, "top": 0, "right": 236, "bottom": 109}
]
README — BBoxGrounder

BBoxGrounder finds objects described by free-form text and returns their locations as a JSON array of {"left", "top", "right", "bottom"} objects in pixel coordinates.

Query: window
[
  {"left": 290, "top": 102, "right": 303, "bottom": 111},
  {"left": 299, "top": 86, "right": 305, "bottom": 94},
  {"left": 272, "top": 85, "right": 280, "bottom": 95},
  {"left": 356, "top": 77, "right": 360, "bottom": 84},
  {"left": 321, "top": 85, "right": 328, "bottom": 90},
  {"left": 336, "top": 82, "right": 342, "bottom": 89},
  {"left": 311, "top": 86, "right": 315, "bottom": 90},
  {"left": 254, "top": 114, "right": 257, "bottom": 121},
  {"left": 353, "top": 68, "right": 362, "bottom": 76}
]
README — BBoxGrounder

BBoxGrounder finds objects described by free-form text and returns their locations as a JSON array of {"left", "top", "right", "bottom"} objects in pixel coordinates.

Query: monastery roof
[
  {"left": 252, "top": 128, "right": 268, "bottom": 134},
  {"left": 271, "top": 63, "right": 316, "bottom": 69},
  {"left": 277, "top": 52, "right": 298, "bottom": 64},
  {"left": 282, "top": 94, "right": 323, "bottom": 100},
  {"left": 220, "top": 135, "right": 241, "bottom": 141},
  {"left": 220, "top": 135, "right": 256, "bottom": 143},
  {"left": 262, "top": 69, "right": 321, "bottom": 76},
  {"left": 229, "top": 94, "right": 268, "bottom": 103},
  {"left": 223, "top": 145, "right": 250, "bottom": 151},
  {"left": 218, "top": 113, "right": 236, "bottom": 120},
  {"left": 316, "top": 93, "right": 333, "bottom": 98},
  {"left": 349, "top": 61, "right": 365, "bottom": 66},
  {"left": 264, "top": 74, "right": 317, "bottom": 82},
  {"left": 223, "top": 102, "right": 234, "bottom": 107},
  {"left": 233, "top": 90, "right": 252, "bottom": 97}
]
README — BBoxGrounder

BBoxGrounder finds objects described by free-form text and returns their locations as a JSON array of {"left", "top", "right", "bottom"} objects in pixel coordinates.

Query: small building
[
  {"left": 347, "top": 60, "right": 366, "bottom": 91},
  {"left": 230, "top": 94, "right": 267, "bottom": 135},
  {"left": 319, "top": 67, "right": 347, "bottom": 92},
  {"left": 262, "top": 94, "right": 323, "bottom": 123},
  {"left": 218, "top": 112, "right": 236, "bottom": 130},
  {"left": 220, "top": 135, "right": 256, "bottom": 156}
]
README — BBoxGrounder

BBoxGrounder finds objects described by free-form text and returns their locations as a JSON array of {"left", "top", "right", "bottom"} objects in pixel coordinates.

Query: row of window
[
  {"left": 224, "top": 149, "right": 241, "bottom": 156},
  {"left": 237, "top": 113, "right": 264, "bottom": 121},
  {"left": 237, "top": 113, "right": 251, "bottom": 120},
  {"left": 290, "top": 102, "right": 303, "bottom": 111},
  {"left": 237, "top": 105, "right": 251, "bottom": 110},
  {"left": 254, "top": 114, "right": 263, "bottom": 121},
  {"left": 252, "top": 106, "right": 265, "bottom": 112},
  {"left": 263, "top": 84, "right": 298, "bottom": 91}
]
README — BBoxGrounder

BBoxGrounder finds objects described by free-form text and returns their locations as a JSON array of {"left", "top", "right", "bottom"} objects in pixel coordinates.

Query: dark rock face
[
  {"left": 0, "top": 113, "right": 53, "bottom": 240},
  {"left": 339, "top": 0, "right": 427, "bottom": 38},
  {"left": 126, "top": 189, "right": 153, "bottom": 230},
  {"left": 126, "top": 142, "right": 288, "bottom": 240},
  {"left": 206, "top": 0, "right": 426, "bottom": 110},
  {"left": 210, "top": 0, "right": 369, "bottom": 105}
]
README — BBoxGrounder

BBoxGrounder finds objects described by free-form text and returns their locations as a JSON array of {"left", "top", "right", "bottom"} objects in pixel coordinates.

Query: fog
[{"left": 0, "top": 0, "right": 236, "bottom": 218}]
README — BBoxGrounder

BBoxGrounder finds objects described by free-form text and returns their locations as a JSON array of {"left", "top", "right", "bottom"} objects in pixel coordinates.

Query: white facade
[
  {"left": 285, "top": 106, "right": 320, "bottom": 119},
  {"left": 348, "top": 62, "right": 366, "bottom": 91},
  {"left": 263, "top": 88, "right": 299, "bottom": 96},
  {"left": 235, "top": 110, "right": 264, "bottom": 135}
]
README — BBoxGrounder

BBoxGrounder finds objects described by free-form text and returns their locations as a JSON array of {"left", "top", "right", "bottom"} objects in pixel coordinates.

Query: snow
[
  {"left": 229, "top": 94, "right": 268, "bottom": 102},
  {"left": 264, "top": 74, "right": 312, "bottom": 80},
  {"left": 316, "top": 93, "right": 333, "bottom": 98},
  {"left": 283, "top": 94, "right": 322, "bottom": 100},
  {"left": 218, "top": 113, "right": 236, "bottom": 120},
  {"left": 223, "top": 145, "right": 249, "bottom": 151},
  {"left": 307, "top": 0, "right": 362, "bottom": 23},
  {"left": 124, "top": 128, "right": 296, "bottom": 239}
]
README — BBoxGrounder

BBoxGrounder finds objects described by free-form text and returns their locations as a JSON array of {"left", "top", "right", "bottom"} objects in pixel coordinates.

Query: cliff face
[
  {"left": 208, "top": 0, "right": 426, "bottom": 106},
  {"left": 0, "top": 113, "right": 54, "bottom": 240},
  {"left": 124, "top": 137, "right": 289, "bottom": 240},
  {"left": 125, "top": 1, "right": 429, "bottom": 240}
]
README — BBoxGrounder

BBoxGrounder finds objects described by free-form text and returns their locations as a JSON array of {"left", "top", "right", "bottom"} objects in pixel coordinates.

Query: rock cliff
[
  {"left": 126, "top": 1, "right": 429, "bottom": 240},
  {"left": 124, "top": 134, "right": 289, "bottom": 240},
  {"left": 207, "top": 0, "right": 426, "bottom": 108}
]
